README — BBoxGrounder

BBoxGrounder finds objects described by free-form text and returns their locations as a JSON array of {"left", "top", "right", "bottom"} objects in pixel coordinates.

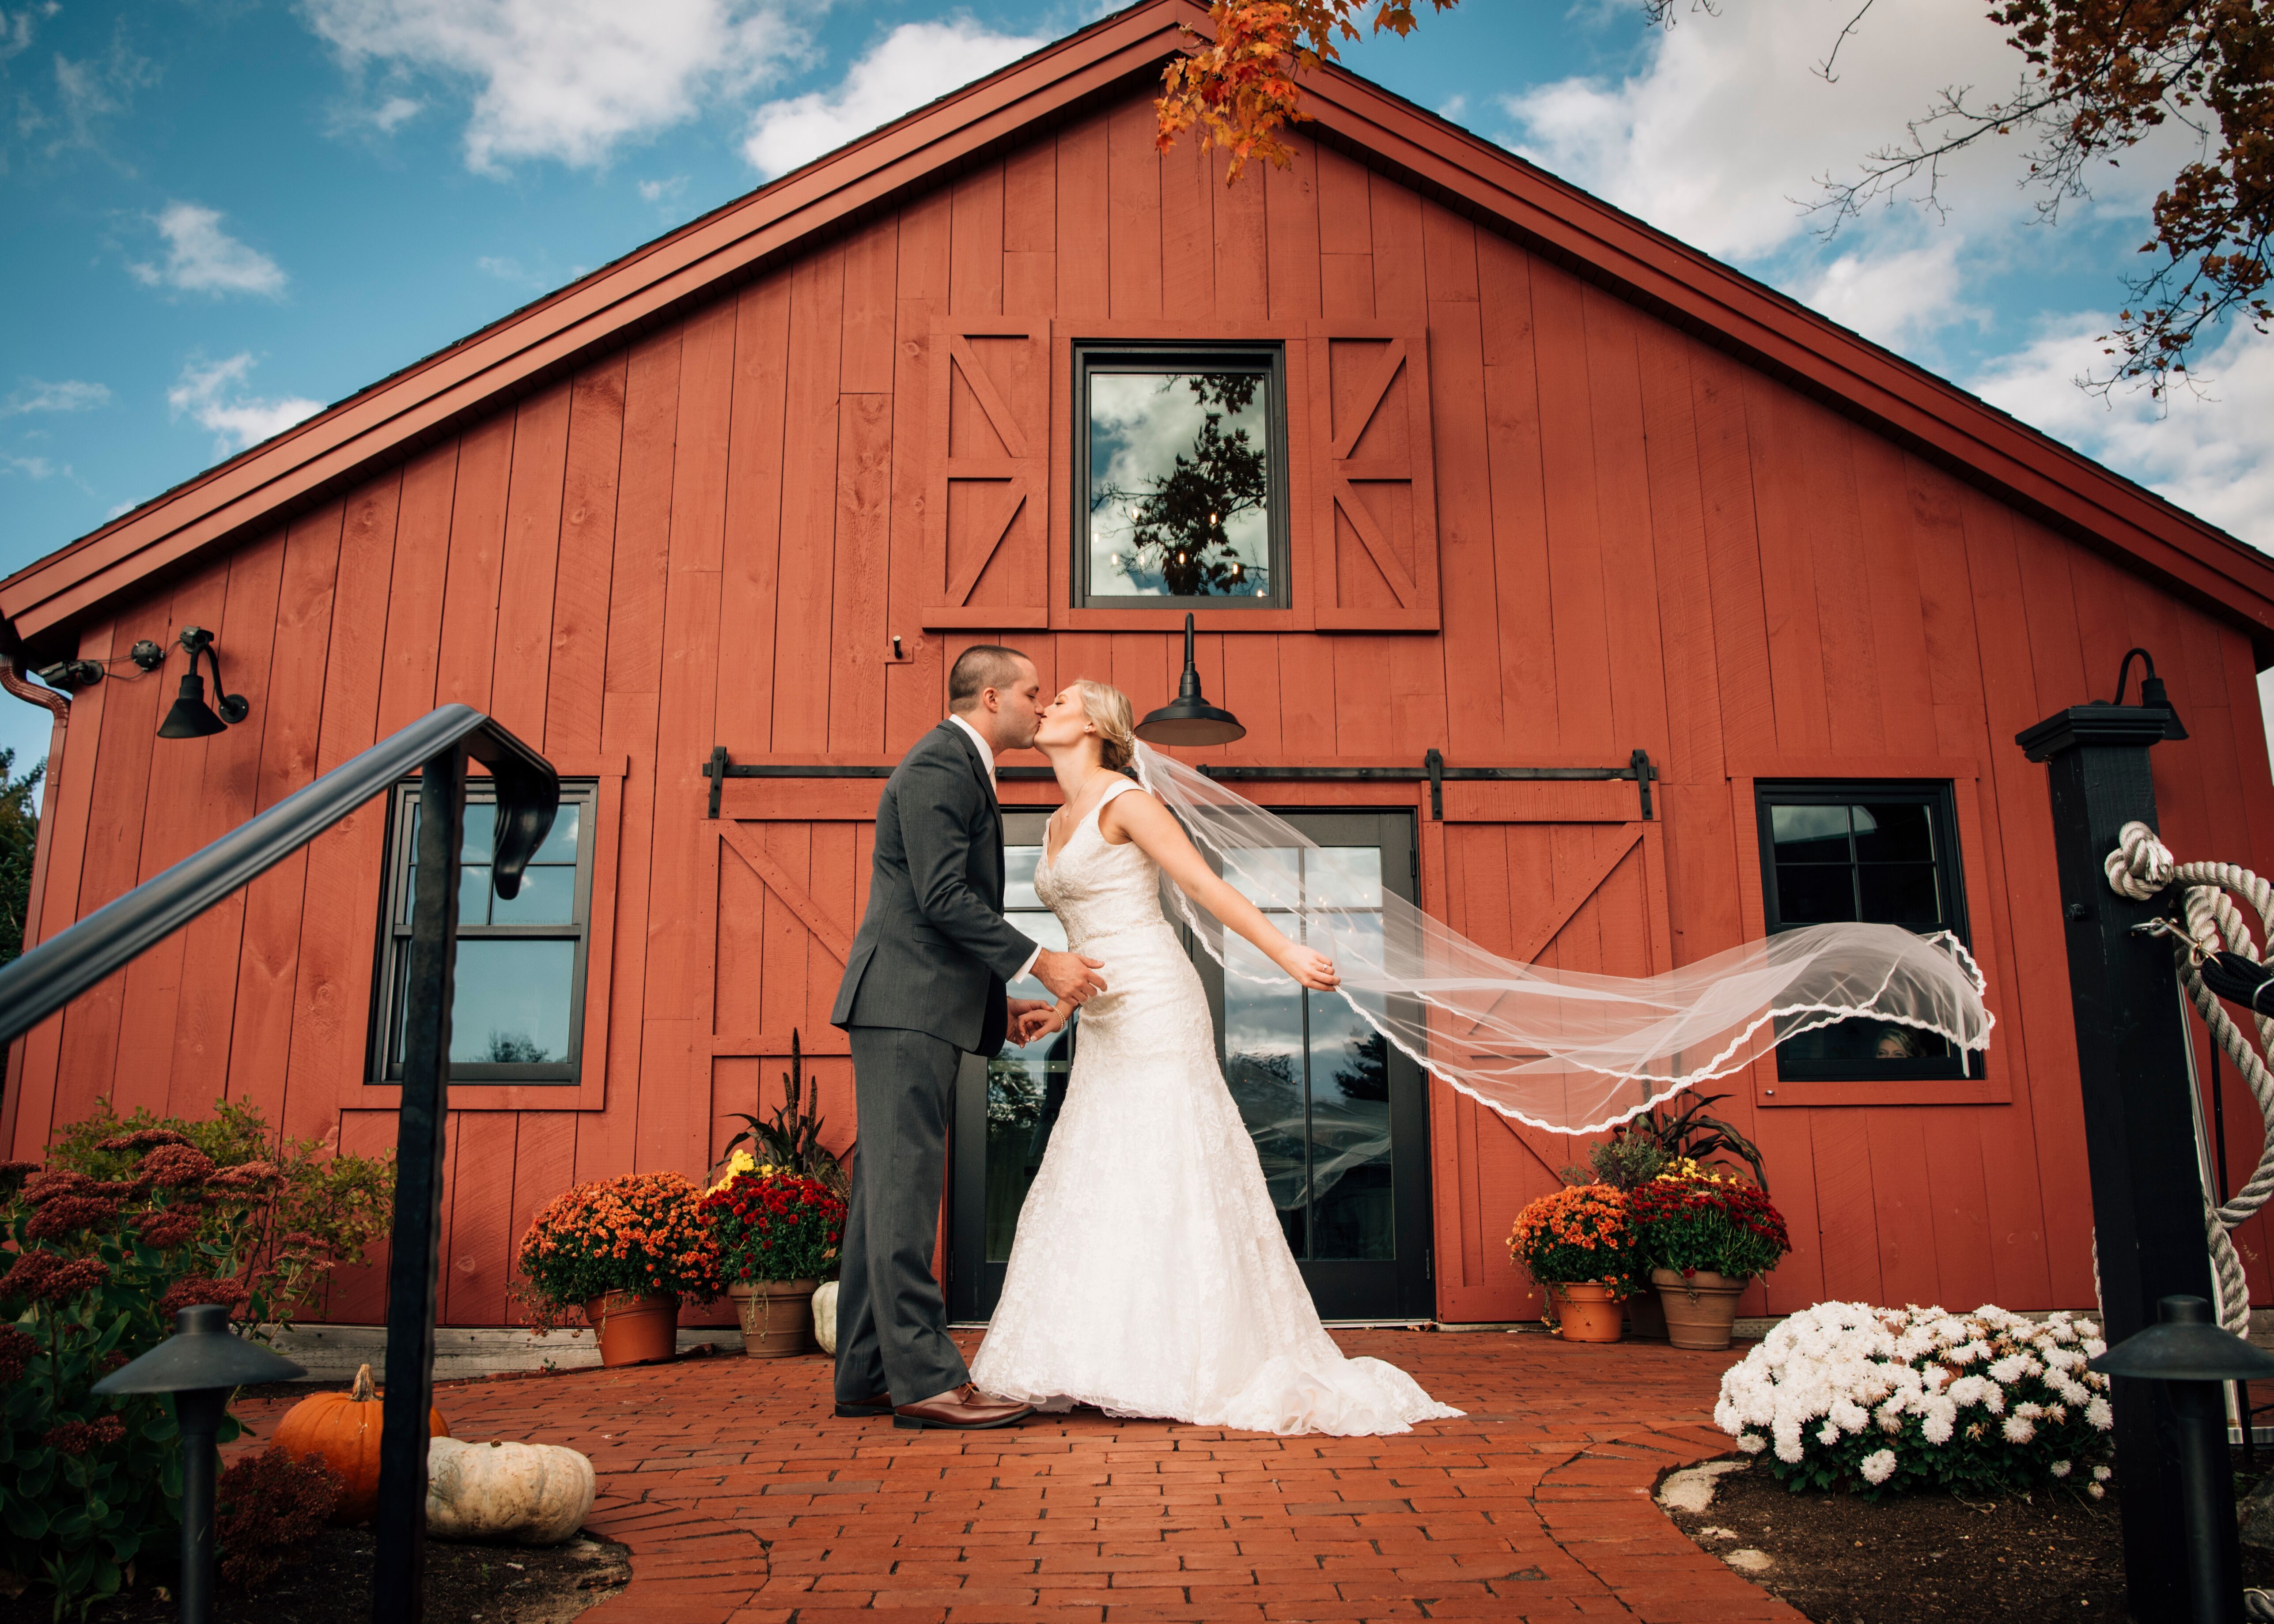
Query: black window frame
[
  {"left": 368, "top": 778, "right": 598, "bottom": 1086},
  {"left": 1072, "top": 339, "right": 1292, "bottom": 611},
  {"left": 1755, "top": 778, "right": 1974, "bottom": 1082}
]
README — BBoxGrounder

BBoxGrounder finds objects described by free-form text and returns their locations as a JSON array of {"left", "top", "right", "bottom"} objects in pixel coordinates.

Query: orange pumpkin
[{"left": 272, "top": 1363, "right": 451, "bottom": 1524}]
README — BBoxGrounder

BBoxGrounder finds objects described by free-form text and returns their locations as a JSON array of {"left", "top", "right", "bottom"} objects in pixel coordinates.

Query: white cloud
[
  {"left": 742, "top": 19, "right": 1044, "bottom": 180},
  {"left": 476, "top": 254, "right": 528, "bottom": 281},
  {"left": 638, "top": 173, "right": 688, "bottom": 204},
  {"left": 1, "top": 453, "right": 60, "bottom": 479},
  {"left": 1972, "top": 317, "right": 2274, "bottom": 551},
  {"left": 299, "top": 0, "right": 809, "bottom": 173},
  {"left": 129, "top": 203, "right": 287, "bottom": 297},
  {"left": 1794, "top": 238, "right": 1978, "bottom": 348},
  {"left": 1499, "top": 0, "right": 2049, "bottom": 263},
  {"left": 2, "top": 378, "right": 109, "bottom": 415},
  {"left": 166, "top": 354, "right": 323, "bottom": 455}
]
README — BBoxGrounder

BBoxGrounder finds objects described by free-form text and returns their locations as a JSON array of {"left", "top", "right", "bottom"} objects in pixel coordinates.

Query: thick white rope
[{"left": 2105, "top": 821, "right": 2274, "bottom": 1336}]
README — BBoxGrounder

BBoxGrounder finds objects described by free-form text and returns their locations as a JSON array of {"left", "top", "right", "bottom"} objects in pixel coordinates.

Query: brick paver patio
[{"left": 238, "top": 1328, "right": 1799, "bottom": 1623}]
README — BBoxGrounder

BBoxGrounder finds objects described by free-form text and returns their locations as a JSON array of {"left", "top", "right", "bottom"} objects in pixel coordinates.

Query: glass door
[{"left": 949, "top": 808, "right": 1432, "bottom": 1323}]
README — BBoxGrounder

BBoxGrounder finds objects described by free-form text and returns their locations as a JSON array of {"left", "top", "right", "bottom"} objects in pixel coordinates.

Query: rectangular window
[
  {"left": 1756, "top": 780, "right": 1971, "bottom": 1082},
  {"left": 1074, "top": 341, "right": 1289, "bottom": 609},
  {"left": 371, "top": 781, "right": 596, "bottom": 1084}
]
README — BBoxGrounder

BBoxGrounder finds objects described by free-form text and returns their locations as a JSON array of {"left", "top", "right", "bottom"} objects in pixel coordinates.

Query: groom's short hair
[{"left": 948, "top": 645, "right": 1030, "bottom": 711}]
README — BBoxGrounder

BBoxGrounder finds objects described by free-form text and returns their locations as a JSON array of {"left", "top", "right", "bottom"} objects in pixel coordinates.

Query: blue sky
[{"left": 4, "top": 0, "right": 2270, "bottom": 787}]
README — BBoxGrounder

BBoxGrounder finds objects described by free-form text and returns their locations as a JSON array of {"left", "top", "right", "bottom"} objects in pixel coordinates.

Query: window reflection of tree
[{"left": 1092, "top": 374, "right": 1268, "bottom": 597}]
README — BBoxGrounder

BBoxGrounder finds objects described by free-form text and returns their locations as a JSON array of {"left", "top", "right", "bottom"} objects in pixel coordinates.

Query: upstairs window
[
  {"left": 1756, "top": 781, "right": 1972, "bottom": 1081},
  {"left": 371, "top": 781, "right": 596, "bottom": 1084},
  {"left": 1075, "top": 341, "right": 1289, "bottom": 609}
]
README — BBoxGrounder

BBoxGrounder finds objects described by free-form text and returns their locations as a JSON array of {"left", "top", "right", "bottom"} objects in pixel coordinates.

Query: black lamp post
[
  {"left": 157, "top": 627, "right": 250, "bottom": 740},
  {"left": 1135, "top": 612, "right": 1245, "bottom": 746},
  {"left": 91, "top": 1304, "right": 304, "bottom": 1624},
  {"left": 2091, "top": 1295, "right": 2274, "bottom": 1623}
]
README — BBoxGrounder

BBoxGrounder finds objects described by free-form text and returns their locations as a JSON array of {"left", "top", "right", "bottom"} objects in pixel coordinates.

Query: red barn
[{"left": 7, "top": 0, "right": 2274, "bottom": 1334}]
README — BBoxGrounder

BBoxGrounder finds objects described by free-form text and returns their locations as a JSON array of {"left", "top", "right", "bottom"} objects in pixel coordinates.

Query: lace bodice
[{"left": 1033, "top": 777, "right": 1166, "bottom": 946}]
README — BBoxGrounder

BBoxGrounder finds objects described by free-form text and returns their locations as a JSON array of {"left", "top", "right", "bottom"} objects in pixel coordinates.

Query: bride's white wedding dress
[{"left": 970, "top": 777, "right": 1461, "bottom": 1436}]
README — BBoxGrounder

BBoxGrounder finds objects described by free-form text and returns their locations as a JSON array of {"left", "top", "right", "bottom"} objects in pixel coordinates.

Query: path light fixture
[
  {"left": 2113, "top": 646, "right": 2188, "bottom": 740},
  {"left": 2090, "top": 1294, "right": 2274, "bottom": 1624},
  {"left": 93, "top": 1303, "right": 305, "bottom": 1624},
  {"left": 1135, "top": 612, "right": 1245, "bottom": 747},
  {"left": 157, "top": 626, "right": 250, "bottom": 740}
]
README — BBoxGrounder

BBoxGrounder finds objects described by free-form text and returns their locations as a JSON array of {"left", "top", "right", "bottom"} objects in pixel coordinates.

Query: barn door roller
[{"left": 701, "top": 746, "right": 1658, "bottom": 820}]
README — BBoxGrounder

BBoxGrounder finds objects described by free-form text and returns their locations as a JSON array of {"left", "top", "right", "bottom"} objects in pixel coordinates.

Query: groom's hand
[{"left": 1033, "top": 948, "right": 1108, "bottom": 1005}]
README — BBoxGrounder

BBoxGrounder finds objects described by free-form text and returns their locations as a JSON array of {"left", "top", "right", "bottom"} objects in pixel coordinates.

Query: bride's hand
[
  {"left": 1278, "top": 944, "right": 1339, "bottom": 991},
  {"left": 1015, "top": 1004, "right": 1071, "bottom": 1045}
]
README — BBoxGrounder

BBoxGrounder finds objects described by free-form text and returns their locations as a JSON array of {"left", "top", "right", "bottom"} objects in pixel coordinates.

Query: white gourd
[
  {"left": 425, "top": 1436, "right": 597, "bottom": 1545},
  {"left": 813, "top": 1280, "right": 839, "bottom": 1355}
]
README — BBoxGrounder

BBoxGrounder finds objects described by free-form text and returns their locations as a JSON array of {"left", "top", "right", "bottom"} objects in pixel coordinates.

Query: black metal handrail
[
  {"left": 0, "top": 703, "right": 557, "bottom": 1624},
  {"left": 0, "top": 704, "right": 557, "bottom": 1044}
]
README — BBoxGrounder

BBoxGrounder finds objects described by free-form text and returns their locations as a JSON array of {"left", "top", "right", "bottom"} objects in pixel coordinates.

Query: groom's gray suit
[{"left": 831, "top": 719, "right": 1039, "bottom": 1404}]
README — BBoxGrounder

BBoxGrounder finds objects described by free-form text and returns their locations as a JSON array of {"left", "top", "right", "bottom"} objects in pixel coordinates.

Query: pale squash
[
  {"left": 424, "top": 1436, "right": 597, "bottom": 1545},
  {"left": 813, "top": 1280, "right": 839, "bottom": 1356},
  {"left": 272, "top": 1363, "right": 451, "bottom": 1525}
]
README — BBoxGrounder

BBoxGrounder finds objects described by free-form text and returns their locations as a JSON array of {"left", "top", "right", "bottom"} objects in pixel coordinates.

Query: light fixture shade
[
  {"left": 1136, "top": 613, "right": 1246, "bottom": 746},
  {"left": 93, "top": 1303, "right": 304, "bottom": 1395},
  {"left": 158, "top": 673, "right": 228, "bottom": 739}
]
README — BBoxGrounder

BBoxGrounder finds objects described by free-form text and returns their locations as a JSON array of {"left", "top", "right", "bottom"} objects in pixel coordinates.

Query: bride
[{"left": 969, "top": 679, "right": 1461, "bottom": 1436}]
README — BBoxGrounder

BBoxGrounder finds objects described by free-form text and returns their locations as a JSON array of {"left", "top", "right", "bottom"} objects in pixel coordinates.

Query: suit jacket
[{"left": 831, "top": 720, "right": 1041, "bottom": 1057}]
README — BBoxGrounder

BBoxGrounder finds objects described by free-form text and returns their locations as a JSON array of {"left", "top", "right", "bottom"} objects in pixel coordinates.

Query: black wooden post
[
  {"left": 2017, "top": 701, "right": 2230, "bottom": 1619},
  {"left": 373, "top": 743, "right": 467, "bottom": 1623}
]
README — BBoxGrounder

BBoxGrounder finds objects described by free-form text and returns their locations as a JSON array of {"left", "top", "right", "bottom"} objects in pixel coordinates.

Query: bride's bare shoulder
[{"left": 1096, "top": 776, "right": 1162, "bottom": 843}]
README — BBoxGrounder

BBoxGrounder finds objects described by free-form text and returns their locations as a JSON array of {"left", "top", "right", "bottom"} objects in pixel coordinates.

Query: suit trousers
[{"left": 834, "top": 1024, "right": 971, "bottom": 1405}]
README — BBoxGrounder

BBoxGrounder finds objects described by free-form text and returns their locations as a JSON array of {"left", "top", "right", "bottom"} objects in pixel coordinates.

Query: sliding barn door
[
  {"left": 698, "top": 807, "right": 866, "bottom": 1187},
  {"left": 1429, "top": 790, "right": 1675, "bottom": 1322}
]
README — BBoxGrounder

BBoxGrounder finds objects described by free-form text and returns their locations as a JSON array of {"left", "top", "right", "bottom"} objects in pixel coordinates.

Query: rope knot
[{"left": 2106, "top": 820, "right": 2177, "bottom": 902}]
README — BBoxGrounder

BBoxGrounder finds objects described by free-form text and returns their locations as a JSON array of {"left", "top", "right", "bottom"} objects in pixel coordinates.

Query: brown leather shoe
[
  {"left": 893, "top": 1383, "right": 1033, "bottom": 1431},
  {"left": 833, "top": 1391, "right": 893, "bottom": 1419}
]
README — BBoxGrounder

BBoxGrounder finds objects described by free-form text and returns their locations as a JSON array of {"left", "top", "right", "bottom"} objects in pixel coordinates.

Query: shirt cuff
[{"left": 1015, "top": 945, "right": 1041, "bottom": 983}]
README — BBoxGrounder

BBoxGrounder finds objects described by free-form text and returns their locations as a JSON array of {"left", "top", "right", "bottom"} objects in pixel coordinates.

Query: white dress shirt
[{"left": 947, "top": 711, "right": 1042, "bottom": 985}]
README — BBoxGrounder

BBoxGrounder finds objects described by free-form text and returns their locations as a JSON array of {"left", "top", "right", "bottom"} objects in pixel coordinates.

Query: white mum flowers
[{"left": 1714, "top": 1303, "right": 2115, "bottom": 1496}]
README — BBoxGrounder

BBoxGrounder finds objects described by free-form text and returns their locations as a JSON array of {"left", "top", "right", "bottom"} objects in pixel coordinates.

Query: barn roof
[{"left": 8, "top": 0, "right": 2272, "bottom": 657}]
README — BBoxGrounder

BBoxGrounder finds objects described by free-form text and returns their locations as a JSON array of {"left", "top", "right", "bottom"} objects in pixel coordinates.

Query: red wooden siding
[{"left": 9, "top": 89, "right": 2274, "bottom": 1326}]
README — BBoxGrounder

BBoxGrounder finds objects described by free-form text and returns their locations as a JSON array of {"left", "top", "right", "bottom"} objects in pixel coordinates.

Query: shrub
[
  {"left": 1628, "top": 1171, "right": 1791, "bottom": 1283},
  {"left": 1506, "top": 1184, "right": 1644, "bottom": 1301},
  {"left": 698, "top": 1166, "right": 846, "bottom": 1284},
  {"left": 513, "top": 1172, "right": 723, "bottom": 1330},
  {"left": 216, "top": 1446, "right": 342, "bottom": 1590},
  {"left": 1714, "top": 1302, "right": 2116, "bottom": 1499},
  {"left": 47, "top": 1097, "right": 393, "bottom": 1334}
]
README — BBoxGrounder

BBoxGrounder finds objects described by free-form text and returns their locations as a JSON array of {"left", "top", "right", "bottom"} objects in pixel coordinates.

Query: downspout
[{"left": 0, "top": 624, "right": 69, "bottom": 729}]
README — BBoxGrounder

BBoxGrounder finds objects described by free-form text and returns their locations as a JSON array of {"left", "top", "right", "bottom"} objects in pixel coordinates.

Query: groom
[{"left": 829, "top": 645, "right": 1107, "bottom": 1429}]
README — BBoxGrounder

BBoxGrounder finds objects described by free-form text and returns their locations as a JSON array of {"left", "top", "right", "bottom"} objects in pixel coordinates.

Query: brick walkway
[{"left": 238, "top": 1328, "right": 1799, "bottom": 1623}]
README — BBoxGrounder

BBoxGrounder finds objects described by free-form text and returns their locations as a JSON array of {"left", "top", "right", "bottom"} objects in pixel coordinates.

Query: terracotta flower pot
[
  {"left": 1626, "top": 1282, "right": 1669, "bottom": 1341},
  {"left": 1651, "top": 1267, "right": 1747, "bottom": 1351},
  {"left": 584, "top": 1291, "right": 679, "bottom": 1367},
  {"left": 1551, "top": 1282, "right": 1626, "bottom": 1344},
  {"left": 728, "top": 1278, "right": 820, "bottom": 1358}
]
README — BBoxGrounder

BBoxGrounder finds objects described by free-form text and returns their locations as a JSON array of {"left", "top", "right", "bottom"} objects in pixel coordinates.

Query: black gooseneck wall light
[
  {"left": 157, "top": 626, "right": 250, "bottom": 740},
  {"left": 1135, "top": 612, "right": 1246, "bottom": 747},
  {"left": 2112, "top": 645, "right": 2188, "bottom": 741}
]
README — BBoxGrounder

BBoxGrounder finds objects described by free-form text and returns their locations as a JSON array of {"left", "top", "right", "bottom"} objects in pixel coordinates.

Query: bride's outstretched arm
[{"left": 1105, "top": 790, "right": 1340, "bottom": 992}]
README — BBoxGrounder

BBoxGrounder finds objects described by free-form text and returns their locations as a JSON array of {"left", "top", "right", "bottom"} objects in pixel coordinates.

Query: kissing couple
[{"left": 828, "top": 644, "right": 1459, "bottom": 1435}]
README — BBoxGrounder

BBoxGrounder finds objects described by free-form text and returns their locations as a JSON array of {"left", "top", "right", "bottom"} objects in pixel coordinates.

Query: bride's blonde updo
[{"left": 1071, "top": 679, "right": 1139, "bottom": 774}]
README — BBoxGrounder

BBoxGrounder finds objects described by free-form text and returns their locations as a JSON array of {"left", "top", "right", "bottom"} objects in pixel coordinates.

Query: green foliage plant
[
  {"left": 1616, "top": 1092, "right": 1770, "bottom": 1190},
  {"left": 714, "top": 1031, "right": 853, "bottom": 1200},
  {"left": 1558, "top": 1135, "right": 1665, "bottom": 1191},
  {"left": 0, "top": 748, "right": 42, "bottom": 965},
  {"left": 46, "top": 1097, "right": 394, "bottom": 1337}
]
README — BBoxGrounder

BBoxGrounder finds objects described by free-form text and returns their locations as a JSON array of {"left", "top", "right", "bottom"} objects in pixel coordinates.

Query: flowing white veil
[{"left": 1128, "top": 741, "right": 1993, "bottom": 1136}]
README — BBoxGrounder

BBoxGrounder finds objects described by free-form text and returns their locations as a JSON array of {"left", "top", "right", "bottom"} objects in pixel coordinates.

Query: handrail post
[{"left": 373, "top": 742, "right": 468, "bottom": 1623}]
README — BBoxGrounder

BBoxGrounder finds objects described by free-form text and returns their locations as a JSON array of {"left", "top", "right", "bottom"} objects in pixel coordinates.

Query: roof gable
[{"left": 9, "top": 0, "right": 2271, "bottom": 653}]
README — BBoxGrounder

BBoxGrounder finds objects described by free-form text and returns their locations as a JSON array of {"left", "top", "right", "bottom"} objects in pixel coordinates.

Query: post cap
[
  {"left": 2016, "top": 703, "right": 2176, "bottom": 762},
  {"left": 91, "top": 1304, "right": 304, "bottom": 1396}
]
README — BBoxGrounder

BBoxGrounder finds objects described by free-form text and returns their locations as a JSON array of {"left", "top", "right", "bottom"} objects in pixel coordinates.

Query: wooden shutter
[
  {"left": 1305, "top": 322, "right": 1440, "bottom": 631},
  {"left": 921, "top": 323, "right": 1049, "bottom": 628}
]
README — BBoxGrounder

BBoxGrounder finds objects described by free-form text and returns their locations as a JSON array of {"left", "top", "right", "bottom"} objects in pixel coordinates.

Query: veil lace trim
[{"left": 1130, "top": 742, "right": 1994, "bottom": 1136}]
